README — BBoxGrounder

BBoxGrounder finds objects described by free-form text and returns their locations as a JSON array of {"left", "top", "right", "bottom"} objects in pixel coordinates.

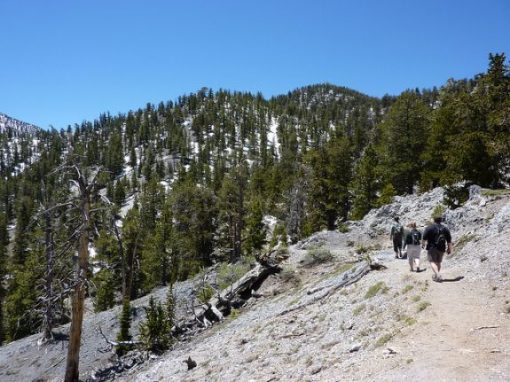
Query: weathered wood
[
  {"left": 279, "top": 261, "right": 371, "bottom": 316},
  {"left": 193, "top": 262, "right": 281, "bottom": 326}
]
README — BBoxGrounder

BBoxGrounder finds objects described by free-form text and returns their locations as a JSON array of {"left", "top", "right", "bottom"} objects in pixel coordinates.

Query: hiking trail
[{"left": 358, "top": 246, "right": 510, "bottom": 382}]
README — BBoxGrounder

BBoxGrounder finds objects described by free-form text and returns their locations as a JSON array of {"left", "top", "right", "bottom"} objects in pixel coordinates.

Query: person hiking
[
  {"left": 390, "top": 217, "right": 404, "bottom": 259},
  {"left": 404, "top": 222, "right": 422, "bottom": 272},
  {"left": 422, "top": 216, "right": 453, "bottom": 282}
]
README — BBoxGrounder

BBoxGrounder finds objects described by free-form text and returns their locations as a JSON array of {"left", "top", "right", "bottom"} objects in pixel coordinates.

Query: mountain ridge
[
  {"left": 1, "top": 184, "right": 509, "bottom": 381},
  {"left": 0, "top": 112, "right": 40, "bottom": 134}
]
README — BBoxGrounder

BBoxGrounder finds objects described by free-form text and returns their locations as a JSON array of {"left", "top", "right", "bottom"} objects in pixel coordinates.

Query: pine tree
[
  {"left": 305, "top": 135, "right": 353, "bottom": 231},
  {"left": 377, "top": 91, "right": 430, "bottom": 194},
  {"left": 116, "top": 298, "right": 133, "bottom": 355},
  {"left": 350, "top": 144, "right": 380, "bottom": 220},
  {"left": 243, "top": 197, "right": 266, "bottom": 255},
  {"left": 139, "top": 296, "right": 171, "bottom": 354}
]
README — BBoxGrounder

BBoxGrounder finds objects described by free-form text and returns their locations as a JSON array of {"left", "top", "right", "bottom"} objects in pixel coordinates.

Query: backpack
[
  {"left": 393, "top": 224, "right": 403, "bottom": 239},
  {"left": 434, "top": 225, "right": 447, "bottom": 252},
  {"left": 411, "top": 230, "right": 421, "bottom": 245}
]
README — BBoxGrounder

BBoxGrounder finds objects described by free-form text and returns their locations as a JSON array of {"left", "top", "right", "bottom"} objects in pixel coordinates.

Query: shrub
[
  {"left": 301, "top": 249, "right": 334, "bottom": 267},
  {"left": 443, "top": 184, "right": 471, "bottom": 209},
  {"left": 353, "top": 304, "right": 366, "bottom": 316},
  {"left": 337, "top": 222, "right": 350, "bottom": 233},
  {"left": 453, "top": 234, "right": 476, "bottom": 254},
  {"left": 280, "top": 267, "right": 301, "bottom": 287},
  {"left": 197, "top": 282, "right": 215, "bottom": 304},
  {"left": 417, "top": 301, "right": 431, "bottom": 312},
  {"left": 365, "top": 282, "right": 389, "bottom": 299},
  {"left": 375, "top": 333, "right": 392, "bottom": 347},
  {"left": 431, "top": 204, "right": 446, "bottom": 219},
  {"left": 217, "top": 260, "right": 251, "bottom": 290}
]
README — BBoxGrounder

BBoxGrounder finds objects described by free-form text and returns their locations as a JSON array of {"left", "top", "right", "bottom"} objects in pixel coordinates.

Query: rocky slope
[
  {"left": 0, "top": 112, "right": 39, "bottom": 134},
  {"left": 119, "top": 185, "right": 510, "bottom": 382},
  {"left": 1, "top": 185, "right": 509, "bottom": 382}
]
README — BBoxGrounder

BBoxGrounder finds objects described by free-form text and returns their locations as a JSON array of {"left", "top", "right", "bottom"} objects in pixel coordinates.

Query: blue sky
[{"left": 1, "top": 0, "right": 509, "bottom": 129}]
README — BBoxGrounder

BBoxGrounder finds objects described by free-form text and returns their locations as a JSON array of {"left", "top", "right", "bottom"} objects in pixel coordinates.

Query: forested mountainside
[{"left": 0, "top": 53, "right": 508, "bottom": 358}]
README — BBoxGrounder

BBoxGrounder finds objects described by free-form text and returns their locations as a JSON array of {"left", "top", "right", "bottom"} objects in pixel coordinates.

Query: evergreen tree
[
  {"left": 350, "top": 144, "right": 380, "bottom": 219},
  {"left": 171, "top": 179, "right": 217, "bottom": 278},
  {"left": 243, "top": 197, "right": 266, "bottom": 255},
  {"left": 139, "top": 296, "right": 171, "bottom": 354},
  {"left": 378, "top": 91, "right": 430, "bottom": 194},
  {"left": 305, "top": 135, "right": 353, "bottom": 231},
  {"left": 141, "top": 200, "right": 174, "bottom": 292},
  {"left": 116, "top": 298, "right": 133, "bottom": 355}
]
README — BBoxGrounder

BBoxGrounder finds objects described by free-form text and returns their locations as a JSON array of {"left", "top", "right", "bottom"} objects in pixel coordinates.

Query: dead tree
[
  {"left": 31, "top": 182, "right": 74, "bottom": 345},
  {"left": 54, "top": 163, "right": 106, "bottom": 382},
  {"left": 41, "top": 206, "right": 56, "bottom": 342}
]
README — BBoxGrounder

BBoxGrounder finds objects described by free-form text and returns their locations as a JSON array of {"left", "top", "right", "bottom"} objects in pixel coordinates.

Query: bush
[
  {"left": 197, "top": 282, "right": 215, "bottom": 304},
  {"left": 431, "top": 204, "right": 446, "bottom": 219},
  {"left": 417, "top": 301, "right": 431, "bottom": 312},
  {"left": 364, "top": 282, "right": 389, "bottom": 299},
  {"left": 337, "top": 222, "right": 350, "bottom": 233},
  {"left": 279, "top": 267, "right": 301, "bottom": 287},
  {"left": 217, "top": 260, "right": 252, "bottom": 290},
  {"left": 301, "top": 249, "right": 334, "bottom": 267},
  {"left": 443, "top": 184, "right": 471, "bottom": 209}
]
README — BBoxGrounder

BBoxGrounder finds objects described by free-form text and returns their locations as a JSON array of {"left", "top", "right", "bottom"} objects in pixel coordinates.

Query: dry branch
[{"left": 279, "top": 260, "right": 371, "bottom": 316}]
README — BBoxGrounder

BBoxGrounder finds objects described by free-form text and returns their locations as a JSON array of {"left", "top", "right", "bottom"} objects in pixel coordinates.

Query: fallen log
[
  {"left": 193, "top": 262, "right": 281, "bottom": 326},
  {"left": 279, "top": 260, "right": 371, "bottom": 316}
]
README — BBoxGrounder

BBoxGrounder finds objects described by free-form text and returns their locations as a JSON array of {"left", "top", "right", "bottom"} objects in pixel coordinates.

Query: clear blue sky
[{"left": 1, "top": 0, "right": 509, "bottom": 129}]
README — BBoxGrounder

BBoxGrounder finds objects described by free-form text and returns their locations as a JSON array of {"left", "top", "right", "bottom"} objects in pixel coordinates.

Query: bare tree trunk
[
  {"left": 42, "top": 209, "right": 55, "bottom": 342},
  {"left": 64, "top": 175, "right": 91, "bottom": 382},
  {"left": 111, "top": 217, "right": 126, "bottom": 299}
]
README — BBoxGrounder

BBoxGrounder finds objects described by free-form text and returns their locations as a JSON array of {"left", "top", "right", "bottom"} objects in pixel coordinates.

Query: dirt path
[{"left": 365, "top": 253, "right": 510, "bottom": 382}]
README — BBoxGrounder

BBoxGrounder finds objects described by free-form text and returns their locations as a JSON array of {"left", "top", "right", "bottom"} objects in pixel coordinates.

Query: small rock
[
  {"left": 349, "top": 344, "right": 362, "bottom": 353},
  {"left": 184, "top": 356, "right": 197, "bottom": 370},
  {"left": 309, "top": 365, "right": 322, "bottom": 375},
  {"left": 384, "top": 347, "right": 397, "bottom": 355}
]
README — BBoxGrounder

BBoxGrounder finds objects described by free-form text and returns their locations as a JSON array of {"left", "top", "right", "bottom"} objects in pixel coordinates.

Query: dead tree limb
[{"left": 279, "top": 260, "right": 371, "bottom": 316}]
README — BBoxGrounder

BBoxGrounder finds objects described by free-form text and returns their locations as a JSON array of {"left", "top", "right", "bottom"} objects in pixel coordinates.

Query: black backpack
[
  {"left": 393, "top": 224, "right": 403, "bottom": 239},
  {"left": 411, "top": 230, "right": 421, "bottom": 245},
  {"left": 434, "top": 225, "right": 447, "bottom": 252}
]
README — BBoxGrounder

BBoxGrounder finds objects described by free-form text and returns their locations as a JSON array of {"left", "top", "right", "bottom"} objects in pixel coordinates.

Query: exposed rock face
[{"left": 0, "top": 112, "right": 39, "bottom": 134}]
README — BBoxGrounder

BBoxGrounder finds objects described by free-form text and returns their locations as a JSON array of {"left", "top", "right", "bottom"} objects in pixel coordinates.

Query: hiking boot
[{"left": 416, "top": 267, "right": 420, "bottom": 273}]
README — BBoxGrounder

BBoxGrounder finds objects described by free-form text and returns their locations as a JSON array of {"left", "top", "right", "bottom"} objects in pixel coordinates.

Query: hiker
[
  {"left": 404, "top": 222, "right": 422, "bottom": 272},
  {"left": 422, "top": 216, "right": 453, "bottom": 282},
  {"left": 390, "top": 217, "right": 404, "bottom": 259}
]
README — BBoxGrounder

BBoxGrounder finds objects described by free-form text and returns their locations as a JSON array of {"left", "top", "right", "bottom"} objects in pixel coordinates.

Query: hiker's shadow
[{"left": 442, "top": 276, "right": 465, "bottom": 282}]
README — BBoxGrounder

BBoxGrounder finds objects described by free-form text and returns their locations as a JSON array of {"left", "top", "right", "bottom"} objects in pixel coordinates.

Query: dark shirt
[
  {"left": 405, "top": 228, "right": 422, "bottom": 245},
  {"left": 422, "top": 223, "right": 452, "bottom": 250}
]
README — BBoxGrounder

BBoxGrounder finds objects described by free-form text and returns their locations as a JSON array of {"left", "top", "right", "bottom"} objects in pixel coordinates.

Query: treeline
[{"left": 0, "top": 53, "right": 509, "bottom": 345}]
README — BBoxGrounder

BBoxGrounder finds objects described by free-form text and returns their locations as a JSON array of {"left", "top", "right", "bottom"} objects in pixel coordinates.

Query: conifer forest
[{"left": 0, "top": 53, "right": 509, "bottom": 380}]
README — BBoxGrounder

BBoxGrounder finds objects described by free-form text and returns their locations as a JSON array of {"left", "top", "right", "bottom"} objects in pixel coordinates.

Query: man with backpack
[
  {"left": 422, "top": 216, "right": 453, "bottom": 282},
  {"left": 404, "top": 222, "right": 422, "bottom": 272},
  {"left": 390, "top": 217, "right": 404, "bottom": 259}
]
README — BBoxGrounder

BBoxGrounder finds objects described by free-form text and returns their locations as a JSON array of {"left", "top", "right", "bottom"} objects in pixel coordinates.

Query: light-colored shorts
[{"left": 407, "top": 244, "right": 421, "bottom": 260}]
